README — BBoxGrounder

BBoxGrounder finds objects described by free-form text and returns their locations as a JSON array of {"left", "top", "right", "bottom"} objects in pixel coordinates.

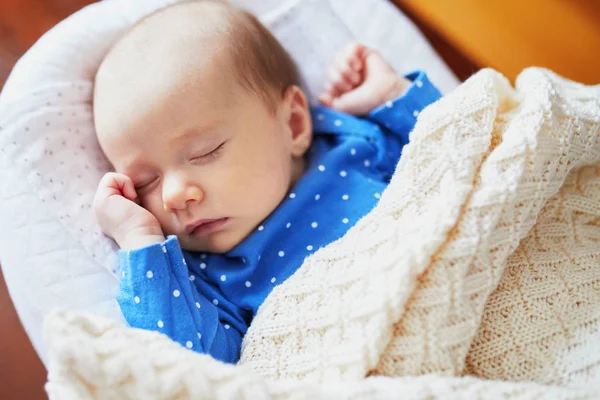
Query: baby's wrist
[
  {"left": 116, "top": 227, "right": 165, "bottom": 250},
  {"left": 383, "top": 77, "right": 412, "bottom": 103}
]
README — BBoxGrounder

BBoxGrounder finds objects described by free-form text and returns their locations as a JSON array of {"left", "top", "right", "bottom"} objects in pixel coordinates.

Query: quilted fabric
[
  {"left": 44, "top": 68, "right": 600, "bottom": 399},
  {"left": 0, "top": 0, "right": 458, "bottom": 363}
]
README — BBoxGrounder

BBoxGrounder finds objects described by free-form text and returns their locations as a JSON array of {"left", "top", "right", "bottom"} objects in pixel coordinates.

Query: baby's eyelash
[
  {"left": 134, "top": 178, "right": 157, "bottom": 191},
  {"left": 190, "top": 142, "right": 226, "bottom": 165}
]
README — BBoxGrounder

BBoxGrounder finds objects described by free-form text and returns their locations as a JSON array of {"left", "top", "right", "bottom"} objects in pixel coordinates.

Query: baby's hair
[{"left": 102, "top": 0, "right": 301, "bottom": 113}]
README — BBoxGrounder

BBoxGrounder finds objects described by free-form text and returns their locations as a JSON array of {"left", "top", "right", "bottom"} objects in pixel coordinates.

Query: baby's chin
[{"left": 176, "top": 227, "right": 247, "bottom": 254}]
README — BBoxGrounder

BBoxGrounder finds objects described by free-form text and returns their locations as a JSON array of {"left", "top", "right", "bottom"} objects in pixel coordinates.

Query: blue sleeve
[
  {"left": 367, "top": 70, "right": 441, "bottom": 145},
  {"left": 117, "top": 235, "right": 243, "bottom": 364}
]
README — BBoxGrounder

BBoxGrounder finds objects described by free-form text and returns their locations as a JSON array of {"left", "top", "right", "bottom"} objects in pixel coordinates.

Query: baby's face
[{"left": 95, "top": 50, "right": 306, "bottom": 253}]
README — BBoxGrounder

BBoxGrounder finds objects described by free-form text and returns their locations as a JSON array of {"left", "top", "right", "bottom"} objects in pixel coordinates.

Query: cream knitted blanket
[{"left": 44, "top": 68, "right": 600, "bottom": 399}]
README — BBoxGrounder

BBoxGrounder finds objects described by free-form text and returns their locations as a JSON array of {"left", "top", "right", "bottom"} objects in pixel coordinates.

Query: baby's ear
[{"left": 283, "top": 85, "right": 312, "bottom": 157}]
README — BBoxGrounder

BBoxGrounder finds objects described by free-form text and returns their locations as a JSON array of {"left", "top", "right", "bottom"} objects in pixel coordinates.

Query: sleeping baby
[{"left": 93, "top": 0, "right": 440, "bottom": 363}]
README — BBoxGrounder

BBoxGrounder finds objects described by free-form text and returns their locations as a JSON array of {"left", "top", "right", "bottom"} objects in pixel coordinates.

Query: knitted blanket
[{"left": 44, "top": 68, "right": 600, "bottom": 399}]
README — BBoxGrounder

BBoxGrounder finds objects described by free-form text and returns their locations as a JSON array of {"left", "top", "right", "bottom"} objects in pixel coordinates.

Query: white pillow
[{"left": 0, "top": 0, "right": 458, "bottom": 364}]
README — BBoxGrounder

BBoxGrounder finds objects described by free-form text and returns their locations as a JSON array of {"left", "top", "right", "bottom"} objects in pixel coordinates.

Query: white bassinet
[{"left": 0, "top": 0, "right": 458, "bottom": 364}]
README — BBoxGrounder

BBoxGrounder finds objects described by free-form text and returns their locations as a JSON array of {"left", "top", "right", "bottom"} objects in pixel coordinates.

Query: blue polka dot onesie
[{"left": 117, "top": 71, "right": 441, "bottom": 363}]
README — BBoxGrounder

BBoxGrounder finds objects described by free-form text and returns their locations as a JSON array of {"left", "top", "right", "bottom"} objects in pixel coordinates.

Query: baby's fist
[
  {"left": 319, "top": 42, "right": 411, "bottom": 115},
  {"left": 93, "top": 172, "right": 165, "bottom": 250}
]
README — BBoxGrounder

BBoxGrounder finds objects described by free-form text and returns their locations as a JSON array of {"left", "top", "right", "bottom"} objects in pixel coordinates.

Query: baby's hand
[
  {"left": 319, "top": 42, "right": 412, "bottom": 115},
  {"left": 93, "top": 172, "right": 165, "bottom": 250}
]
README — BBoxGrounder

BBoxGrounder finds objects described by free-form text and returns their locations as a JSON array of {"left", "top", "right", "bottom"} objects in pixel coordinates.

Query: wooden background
[
  {"left": 0, "top": 0, "right": 598, "bottom": 398},
  {"left": 394, "top": 0, "right": 600, "bottom": 85}
]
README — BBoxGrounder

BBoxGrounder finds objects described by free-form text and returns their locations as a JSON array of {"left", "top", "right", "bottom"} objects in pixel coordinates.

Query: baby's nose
[{"left": 163, "top": 180, "right": 204, "bottom": 211}]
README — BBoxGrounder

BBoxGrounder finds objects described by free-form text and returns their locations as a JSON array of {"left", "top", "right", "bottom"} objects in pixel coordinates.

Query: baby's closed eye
[
  {"left": 134, "top": 177, "right": 159, "bottom": 192},
  {"left": 189, "top": 141, "right": 227, "bottom": 165}
]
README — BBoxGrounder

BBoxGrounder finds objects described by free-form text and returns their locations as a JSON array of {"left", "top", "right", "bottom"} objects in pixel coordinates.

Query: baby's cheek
[
  {"left": 142, "top": 194, "right": 171, "bottom": 230},
  {"left": 232, "top": 160, "right": 289, "bottom": 212}
]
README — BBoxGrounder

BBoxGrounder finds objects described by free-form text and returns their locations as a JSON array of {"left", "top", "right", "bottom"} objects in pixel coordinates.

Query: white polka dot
[
  {"left": 317, "top": 113, "right": 324, "bottom": 120},
  {"left": 385, "top": 100, "right": 393, "bottom": 108},
  {"left": 416, "top": 80, "right": 423, "bottom": 87},
  {"left": 224, "top": 324, "right": 230, "bottom": 329},
  {"left": 286, "top": 222, "right": 291, "bottom": 228},
  {"left": 161, "top": 246, "right": 167, "bottom": 253},
  {"left": 318, "top": 164, "right": 325, "bottom": 172},
  {"left": 213, "top": 299, "right": 219, "bottom": 305},
  {"left": 200, "top": 254, "right": 207, "bottom": 259},
  {"left": 278, "top": 250, "right": 285, "bottom": 257},
  {"left": 315, "top": 194, "right": 321, "bottom": 200},
  {"left": 186, "top": 341, "right": 193, "bottom": 349},
  {"left": 271, "top": 277, "right": 276, "bottom": 283},
  {"left": 196, "top": 302, "right": 201, "bottom": 309},
  {"left": 339, "top": 170, "right": 347, "bottom": 177},
  {"left": 197, "top": 332, "right": 202, "bottom": 339},
  {"left": 157, "top": 320, "right": 164, "bottom": 328},
  {"left": 342, "top": 194, "right": 349, "bottom": 200},
  {"left": 342, "top": 218, "right": 349, "bottom": 224},
  {"left": 364, "top": 159, "right": 371, "bottom": 167},
  {"left": 258, "top": 225, "right": 264, "bottom": 231},
  {"left": 134, "top": 296, "right": 140, "bottom": 304},
  {"left": 289, "top": 192, "right": 296, "bottom": 199},
  {"left": 182, "top": 258, "right": 187, "bottom": 265},
  {"left": 121, "top": 271, "right": 125, "bottom": 278},
  {"left": 334, "top": 119, "right": 342, "bottom": 126},
  {"left": 311, "top": 221, "right": 318, "bottom": 228},
  {"left": 189, "top": 274, "right": 195, "bottom": 281},
  {"left": 220, "top": 274, "right": 227, "bottom": 282},
  {"left": 173, "top": 290, "right": 181, "bottom": 298},
  {"left": 350, "top": 148, "right": 356, "bottom": 155},
  {"left": 200, "top": 262, "right": 207, "bottom": 269},
  {"left": 374, "top": 192, "right": 381, "bottom": 199},
  {"left": 145, "top": 270, "right": 153, "bottom": 279},
  {"left": 245, "top": 281, "right": 252, "bottom": 288},
  {"left": 413, "top": 110, "right": 419, "bottom": 117},
  {"left": 307, "top": 245, "right": 313, "bottom": 251}
]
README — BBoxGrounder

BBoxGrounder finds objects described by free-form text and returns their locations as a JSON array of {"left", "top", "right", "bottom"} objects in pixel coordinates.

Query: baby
[{"left": 93, "top": 1, "right": 440, "bottom": 363}]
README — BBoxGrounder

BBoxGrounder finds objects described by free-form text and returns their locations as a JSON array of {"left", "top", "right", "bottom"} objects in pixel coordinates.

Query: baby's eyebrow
[
  {"left": 117, "top": 153, "right": 153, "bottom": 176},
  {"left": 171, "top": 125, "right": 215, "bottom": 144}
]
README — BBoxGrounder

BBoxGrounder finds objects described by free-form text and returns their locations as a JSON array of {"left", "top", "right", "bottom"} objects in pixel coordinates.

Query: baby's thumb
[
  {"left": 118, "top": 176, "right": 138, "bottom": 202},
  {"left": 331, "top": 84, "right": 376, "bottom": 116}
]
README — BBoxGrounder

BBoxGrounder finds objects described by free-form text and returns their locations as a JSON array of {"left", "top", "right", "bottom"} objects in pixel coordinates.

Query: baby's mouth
[{"left": 185, "top": 218, "right": 230, "bottom": 236}]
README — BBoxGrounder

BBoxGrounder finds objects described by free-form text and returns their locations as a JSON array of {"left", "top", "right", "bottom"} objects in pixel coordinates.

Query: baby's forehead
[
  {"left": 97, "top": 2, "right": 238, "bottom": 81},
  {"left": 94, "top": 11, "right": 239, "bottom": 121}
]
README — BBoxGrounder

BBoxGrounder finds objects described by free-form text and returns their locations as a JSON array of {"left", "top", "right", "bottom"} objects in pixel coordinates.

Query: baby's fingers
[
  {"left": 334, "top": 52, "right": 361, "bottom": 85},
  {"left": 98, "top": 172, "right": 138, "bottom": 202},
  {"left": 318, "top": 92, "right": 334, "bottom": 107},
  {"left": 342, "top": 42, "right": 367, "bottom": 71},
  {"left": 329, "top": 72, "right": 353, "bottom": 95}
]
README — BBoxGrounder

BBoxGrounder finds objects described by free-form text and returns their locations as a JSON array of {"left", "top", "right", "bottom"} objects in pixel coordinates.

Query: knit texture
[{"left": 44, "top": 68, "right": 600, "bottom": 399}]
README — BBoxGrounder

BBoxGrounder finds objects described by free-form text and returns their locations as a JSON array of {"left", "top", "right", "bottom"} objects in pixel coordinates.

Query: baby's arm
[
  {"left": 366, "top": 70, "right": 441, "bottom": 145},
  {"left": 320, "top": 43, "right": 441, "bottom": 141},
  {"left": 117, "top": 236, "right": 245, "bottom": 363}
]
